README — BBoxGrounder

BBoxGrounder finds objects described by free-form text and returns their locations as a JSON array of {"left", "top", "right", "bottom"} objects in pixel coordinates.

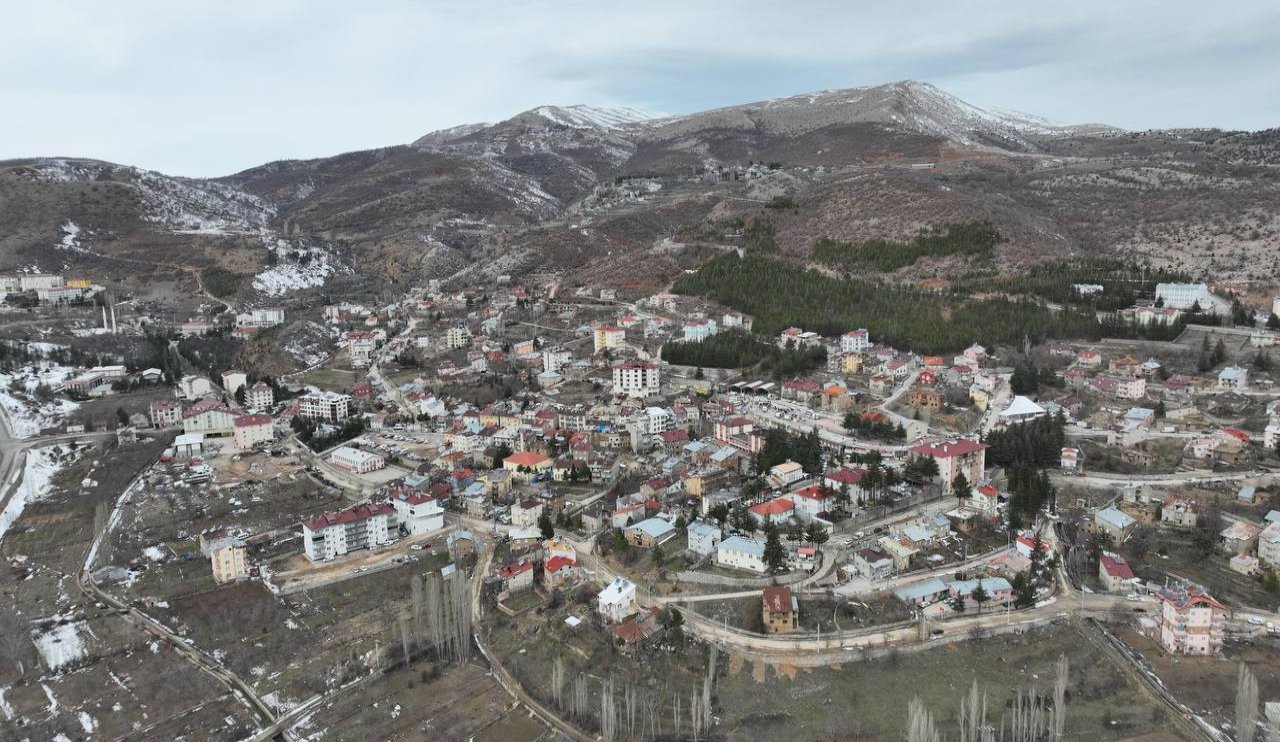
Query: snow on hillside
[
  {"left": 0, "top": 445, "right": 79, "bottom": 544},
  {"left": 26, "top": 159, "right": 277, "bottom": 234},
  {"left": 252, "top": 238, "right": 348, "bottom": 297},
  {"left": 32, "top": 620, "right": 89, "bottom": 671},
  {"left": 532, "top": 105, "right": 661, "bottom": 130},
  {"left": 0, "top": 362, "right": 80, "bottom": 437}
]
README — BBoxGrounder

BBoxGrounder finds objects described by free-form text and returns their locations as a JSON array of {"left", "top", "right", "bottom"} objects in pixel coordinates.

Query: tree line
[
  {"left": 673, "top": 253, "right": 1100, "bottom": 354},
  {"left": 813, "top": 221, "right": 1002, "bottom": 273}
]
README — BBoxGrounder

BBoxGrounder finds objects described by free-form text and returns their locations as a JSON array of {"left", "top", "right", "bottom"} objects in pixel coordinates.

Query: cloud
[{"left": 2, "top": 0, "right": 1277, "bottom": 176}]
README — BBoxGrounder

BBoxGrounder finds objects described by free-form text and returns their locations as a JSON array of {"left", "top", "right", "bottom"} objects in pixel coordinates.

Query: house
[
  {"left": 893, "top": 577, "right": 949, "bottom": 606},
  {"left": 1219, "top": 520, "right": 1262, "bottom": 555},
  {"left": 1218, "top": 366, "right": 1249, "bottom": 393},
  {"left": 1160, "top": 495, "right": 1199, "bottom": 528},
  {"left": 1098, "top": 552, "right": 1136, "bottom": 592},
  {"left": 498, "top": 559, "right": 535, "bottom": 594},
  {"left": 543, "top": 555, "right": 578, "bottom": 588},
  {"left": 1095, "top": 507, "right": 1137, "bottom": 543},
  {"left": 149, "top": 400, "right": 181, "bottom": 428},
  {"left": 948, "top": 577, "right": 1013, "bottom": 605},
  {"left": 878, "top": 536, "right": 918, "bottom": 571},
  {"left": 767, "top": 460, "right": 805, "bottom": 489},
  {"left": 211, "top": 540, "right": 248, "bottom": 583},
  {"left": 1116, "top": 374, "right": 1147, "bottom": 400},
  {"left": 232, "top": 413, "right": 275, "bottom": 451},
  {"left": 178, "top": 375, "right": 214, "bottom": 400},
  {"left": 762, "top": 586, "right": 798, "bottom": 634},
  {"left": 840, "top": 329, "right": 870, "bottom": 354},
  {"left": 511, "top": 498, "right": 545, "bottom": 529},
  {"left": 716, "top": 535, "right": 767, "bottom": 573},
  {"left": 302, "top": 503, "right": 396, "bottom": 561},
  {"left": 1257, "top": 522, "right": 1280, "bottom": 567},
  {"left": 908, "top": 387, "right": 943, "bottom": 410},
  {"left": 1060, "top": 447, "right": 1082, "bottom": 472},
  {"left": 329, "top": 446, "right": 385, "bottom": 474},
  {"left": 852, "top": 546, "right": 893, "bottom": 580},
  {"left": 625, "top": 517, "right": 677, "bottom": 547},
  {"left": 1149, "top": 582, "right": 1226, "bottom": 655},
  {"left": 221, "top": 370, "right": 248, "bottom": 396},
  {"left": 749, "top": 497, "right": 795, "bottom": 526},
  {"left": 686, "top": 521, "right": 722, "bottom": 556},
  {"left": 597, "top": 577, "right": 638, "bottom": 623},
  {"left": 909, "top": 439, "right": 988, "bottom": 494},
  {"left": 787, "top": 484, "right": 832, "bottom": 522}
]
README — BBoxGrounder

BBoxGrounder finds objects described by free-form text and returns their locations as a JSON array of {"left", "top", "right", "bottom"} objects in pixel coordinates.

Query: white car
[{"left": 1247, "top": 617, "right": 1265, "bottom": 626}]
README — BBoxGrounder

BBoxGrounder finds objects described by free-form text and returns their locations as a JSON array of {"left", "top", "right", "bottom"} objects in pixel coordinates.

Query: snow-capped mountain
[{"left": 529, "top": 105, "right": 662, "bottom": 130}]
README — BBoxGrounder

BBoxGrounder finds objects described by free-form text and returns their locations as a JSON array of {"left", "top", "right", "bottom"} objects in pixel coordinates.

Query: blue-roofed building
[
  {"left": 1095, "top": 506, "right": 1137, "bottom": 542},
  {"left": 716, "top": 535, "right": 767, "bottom": 573},
  {"left": 624, "top": 517, "right": 677, "bottom": 548},
  {"left": 948, "top": 577, "right": 1013, "bottom": 604},
  {"left": 893, "top": 577, "right": 949, "bottom": 606},
  {"left": 686, "top": 520, "right": 722, "bottom": 556}
]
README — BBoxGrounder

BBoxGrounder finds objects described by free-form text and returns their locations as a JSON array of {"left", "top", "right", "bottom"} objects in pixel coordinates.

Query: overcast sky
[{"left": 4, "top": 1, "right": 1278, "bottom": 177}]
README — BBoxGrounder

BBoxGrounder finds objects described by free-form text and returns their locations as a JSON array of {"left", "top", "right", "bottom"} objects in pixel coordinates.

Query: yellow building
[
  {"left": 211, "top": 542, "right": 248, "bottom": 583},
  {"left": 842, "top": 354, "right": 864, "bottom": 375}
]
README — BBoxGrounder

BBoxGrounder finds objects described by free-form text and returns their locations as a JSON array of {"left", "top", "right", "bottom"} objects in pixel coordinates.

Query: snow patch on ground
[
  {"left": 57, "top": 221, "right": 92, "bottom": 255},
  {"left": 42, "top": 683, "right": 59, "bottom": 714},
  {"left": 0, "top": 687, "right": 14, "bottom": 719},
  {"left": 32, "top": 620, "right": 88, "bottom": 671},
  {"left": 0, "top": 445, "right": 79, "bottom": 544},
  {"left": 143, "top": 545, "right": 166, "bottom": 561},
  {"left": 253, "top": 240, "right": 347, "bottom": 297},
  {"left": 0, "top": 362, "right": 81, "bottom": 437},
  {"left": 78, "top": 710, "right": 97, "bottom": 733}
]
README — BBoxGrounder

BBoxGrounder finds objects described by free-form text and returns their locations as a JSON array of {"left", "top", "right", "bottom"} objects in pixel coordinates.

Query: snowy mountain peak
[{"left": 529, "top": 105, "right": 661, "bottom": 130}]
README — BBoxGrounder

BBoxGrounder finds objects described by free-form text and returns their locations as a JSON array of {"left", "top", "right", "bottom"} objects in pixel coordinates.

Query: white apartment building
[
  {"left": 841, "top": 329, "right": 871, "bottom": 354},
  {"left": 445, "top": 326, "right": 471, "bottom": 349},
  {"left": 1154, "top": 583, "right": 1226, "bottom": 655},
  {"left": 542, "top": 347, "right": 572, "bottom": 374},
  {"left": 236, "top": 307, "right": 285, "bottom": 327},
  {"left": 390, "top": 492, "right": 445, "bottom": 536},
  {"left": 682, "top": 318, "right": 717, "bottom": 342},
  {"left": 613, "top": 361, "right": 660, "bottom": 398},
  {"left": 1116, "top": 374, "right": 1147, "bottom": 400},
  {"left": 245, "top": 382, "right": 274, "bottom": 412},
  {"left": 297, "top": 390, "right": 352, "bottom": 421},
  {"left": 221, "top": 370, "right": 248, "bottom": 396},
  {"left": 302, "top": 503, "right": 396, "bottom": 561}
]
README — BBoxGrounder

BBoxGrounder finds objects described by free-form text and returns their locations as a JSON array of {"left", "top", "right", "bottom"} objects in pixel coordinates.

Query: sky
[{"left": 3, "top": 1, "right": 1278, "bottom": 177}]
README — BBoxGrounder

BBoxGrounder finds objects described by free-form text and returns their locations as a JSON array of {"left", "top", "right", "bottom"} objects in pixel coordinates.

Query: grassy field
[
  {"left": 714, "top": 623, "right": 1189, "bottom": 741},
  {"left": 299, "top": 661, "right": 548, "bottom": 741},
  {"left": 1118, "top": 627, "right": 1280, "bottom": 733}
]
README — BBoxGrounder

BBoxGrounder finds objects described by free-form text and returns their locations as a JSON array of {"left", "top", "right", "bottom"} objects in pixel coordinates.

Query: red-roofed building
[
  {"left": 749, "top": 497, "right": 795, "bottom": 526},
  {"left": 232, "top": 413, "right": 275, "bottom": 451},
  {"left": 909, "top": 439, "right": 988, "bottom": 493},
  {"left": 302, "top": 503, "right": 396, "bottom": 561},
  {"left": 498, "top": 559, "right": 535, "bottom": 593},
  {"left": 543, "top": 555, "right": 578, "bottom": 588},
  {"left": 787, "top": 484, "right": 832, "bottom": 521},
  {"left": 762, "top": 586, "right": 797, "bottom": 634},
  {"left": 1098, "top": 552, "right": 1136, "bottom": 592},
  {"left": 1151, "top": 582, "right": 1226, "bottom": 655}
]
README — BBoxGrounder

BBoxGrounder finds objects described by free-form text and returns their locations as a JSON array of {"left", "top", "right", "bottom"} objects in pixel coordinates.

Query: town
[{"left": 4, "top": 264, "right": 1280, "bottom": 741}]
